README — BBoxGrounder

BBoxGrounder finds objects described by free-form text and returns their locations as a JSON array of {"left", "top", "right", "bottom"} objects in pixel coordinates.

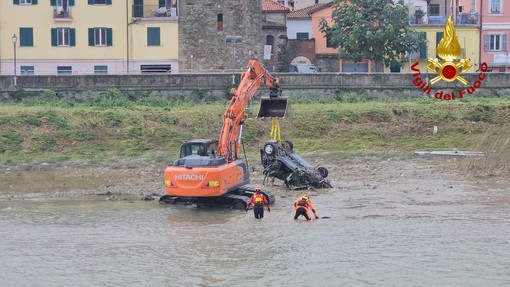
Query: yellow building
[
  {"left": 0, "top": 0, "right": 178, "bottom": 75},
  {"left": 402, "top": 25, "right": 480, "bottom": 75}
]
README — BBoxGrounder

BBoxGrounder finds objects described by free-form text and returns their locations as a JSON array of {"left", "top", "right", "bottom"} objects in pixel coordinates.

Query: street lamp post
[
  {"left": 225, "top": 35, "right": 242, "bottom": 85},
  {"left": 12, "top": 34, "right": 18, "bottom": 88}
]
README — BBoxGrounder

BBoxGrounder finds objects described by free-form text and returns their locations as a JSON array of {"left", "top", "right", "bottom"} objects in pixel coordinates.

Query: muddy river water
[{"left": 1, "top": 157, "right": 509, "bottom": 286}]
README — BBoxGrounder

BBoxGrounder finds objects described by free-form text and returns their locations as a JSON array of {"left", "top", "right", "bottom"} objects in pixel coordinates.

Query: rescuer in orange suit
[
  {"left": 294, "top": 194, "right": 319, "bottom": 220},
  {"left": 246, "top": 186, "right": 270, "bottom": 219}
]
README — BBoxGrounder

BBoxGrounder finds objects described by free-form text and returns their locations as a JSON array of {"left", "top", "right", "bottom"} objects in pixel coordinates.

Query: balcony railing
[
  {"left": 132, "top": 5, "right": 178, "bottom": 18},
  {"left": 410, "top": 13, "right": 479, "bottom": 26},
  {"left": 408, "top": 3, "right": 480, "bottom": 26},
  {"left": 53, "top": 7, "right": 72, "bottom": 19}
]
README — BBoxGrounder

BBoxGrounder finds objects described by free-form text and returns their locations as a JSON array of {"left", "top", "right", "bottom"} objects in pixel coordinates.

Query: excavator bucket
[{"left": 257, "top": 96, "right": 290, "bottom": 118}]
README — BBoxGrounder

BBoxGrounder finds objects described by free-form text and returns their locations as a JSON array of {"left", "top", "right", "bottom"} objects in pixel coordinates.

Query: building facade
[
  {"left": 1, "top": 0, "right": 178, "bottom": 75},
  {"left": 1, "top": 0, "right": 507, "bottom": 76},
  {"left": 177, "top": 0, "right": 266, "bottom": 74},
  {"left": 480, "top": 0, "right": 510, "bottom": 72}
]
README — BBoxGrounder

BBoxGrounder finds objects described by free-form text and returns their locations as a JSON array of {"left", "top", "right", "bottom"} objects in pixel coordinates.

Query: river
[{"left": 1, "top": 175, "right": 509, "bottom": 287}]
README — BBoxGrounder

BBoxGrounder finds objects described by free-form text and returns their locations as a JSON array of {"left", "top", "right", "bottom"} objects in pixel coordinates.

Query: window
[
  {"left": 58, "top": 28, "right": 70, "bottom": 46},
  {"left": 296, "top": 33, "right": 309, "bottom": 40},
  {"left": 485, "top": 34, "right": 507, "bottom": 51},
  {"left": 21, "top": 66, "right": 35, "bottom": 75},
  {"left": 51, "top": 28, "right": 76, "bottom": 46},
  {"left": 14, "top": 0, "right": 37, "bottom": 4},
  {"left": 95, "top": 28, "right": 106, "bottom": 46},
  {"left": 217, "top": 14, "right": 223, "bottom": 31},
  {"left": 94, "top": 65, "right": 108, "bottom": 74},
  {"left": 19, "top": 28, "right": 34, "bottom": 47},
  {"left": 141, "top": 65, "right": 171, "bottom": 73},
  {"left": 429, "top": 4, "right": 440, "bottom": 16},
  {"left": 57, "top": 66, "right": 72, "bottom": 75},
  {"left": 89, "top": 28, "right": 112, "bottom": 46},
  {"left": 390, "top": 65, "right": 401, "bottom": 73},
  {"left": 490, "top": 0, "right": 501, "bottom": 14},
  {"left": 266, "top": 35, "right": 274, "bottom": 46},
  {"left": 87, "top": 0, "right": 111, "bottom": 4},
  {"left": 50, "top": 0, "right": 74, "bottom": 6},
  {"left": 147, "top": 27, "right": 161, "bottom": 46}
]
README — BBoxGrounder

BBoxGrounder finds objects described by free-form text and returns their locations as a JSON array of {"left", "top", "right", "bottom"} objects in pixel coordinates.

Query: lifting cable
[{"left": 270, "top": 118, "right": 282, "bottom": 143}]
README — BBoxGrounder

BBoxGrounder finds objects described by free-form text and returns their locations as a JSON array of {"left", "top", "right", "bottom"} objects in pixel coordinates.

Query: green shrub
[{"left": 0, "top": 131, "right": 22, "bottom": 153}]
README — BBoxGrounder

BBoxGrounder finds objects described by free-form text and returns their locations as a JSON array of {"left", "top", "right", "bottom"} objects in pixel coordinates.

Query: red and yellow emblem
[{"left": 428, "top": 16, "right": 471, "bottom": 84}]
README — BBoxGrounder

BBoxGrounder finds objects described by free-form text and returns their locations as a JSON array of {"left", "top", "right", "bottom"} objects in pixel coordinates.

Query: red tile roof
[
  {"left": 287, "top": 2, "right": 332, "bottom": 18},
  {"left": 288, "top": 3, "right": 325, "bottom": 18},
  {"left": 262, "top": 0, "right": 290, "bottom": 12}
]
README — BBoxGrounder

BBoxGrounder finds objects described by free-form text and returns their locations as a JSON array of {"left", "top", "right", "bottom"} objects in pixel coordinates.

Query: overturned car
[{"left": 260, "top": 140, "right": 332, "bottom": 190}]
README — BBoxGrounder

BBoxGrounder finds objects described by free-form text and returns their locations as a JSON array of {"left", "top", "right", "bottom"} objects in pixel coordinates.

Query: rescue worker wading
[
  {"left": 246, "top": 186, "right": 270, "bottom": 219},
  {"left": 293, "top": 194, "right": 318, "bottom": 220}
]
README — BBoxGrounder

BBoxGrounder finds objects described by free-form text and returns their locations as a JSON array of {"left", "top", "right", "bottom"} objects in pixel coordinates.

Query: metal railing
[
  {"left": 53, "top": 7, "right": 72, "bottom": 19},
  {"left": 408, "top": 3, "right": 480, "bottom": 26},
  {"left": 132, "top": 5, "right": 177, "bottom": 18}
]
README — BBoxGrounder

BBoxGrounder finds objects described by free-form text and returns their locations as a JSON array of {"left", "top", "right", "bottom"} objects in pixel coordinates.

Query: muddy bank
[{"left": 0, "top": 155, "right": 507, "bottom": 201}]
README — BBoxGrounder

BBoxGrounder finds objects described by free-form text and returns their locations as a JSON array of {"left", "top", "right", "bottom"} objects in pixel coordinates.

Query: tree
[{"left": 319, "top": 0, "right": 425, "bottom": 72}]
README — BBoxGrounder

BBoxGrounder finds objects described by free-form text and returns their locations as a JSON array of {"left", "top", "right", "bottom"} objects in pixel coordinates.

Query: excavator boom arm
[{"left": 217, "top": 60, "right": 280, "bottom": 160}]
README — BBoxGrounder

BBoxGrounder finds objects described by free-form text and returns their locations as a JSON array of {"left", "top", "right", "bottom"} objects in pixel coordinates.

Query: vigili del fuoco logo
[{"left": 411, "top": 16, "right": 487, "bottom": 100}]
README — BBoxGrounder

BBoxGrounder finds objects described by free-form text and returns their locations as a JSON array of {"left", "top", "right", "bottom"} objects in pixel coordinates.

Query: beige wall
[{"left": 0, "top": 1, "right": 179, "bottom": 75}]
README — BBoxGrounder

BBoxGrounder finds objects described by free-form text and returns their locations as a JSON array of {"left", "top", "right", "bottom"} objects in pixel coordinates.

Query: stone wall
[
  {"left": 1, "top": 72, "right": 509, "bottom": 102},
  {"left": 178, "top": 0, "right": 264, "bottom": 72},
  {"left": 316, "top": 54, "right": 340, "bottom": 72}
]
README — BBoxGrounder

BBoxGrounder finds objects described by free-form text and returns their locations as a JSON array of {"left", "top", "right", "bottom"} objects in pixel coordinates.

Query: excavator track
[{"left": 159, "top": 185, "right": 275, "bottom": 209}]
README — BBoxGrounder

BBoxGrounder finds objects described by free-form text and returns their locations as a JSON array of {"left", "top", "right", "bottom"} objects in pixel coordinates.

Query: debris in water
[{"left": 414, "top": 150, "right": 485, "bottom": 157}]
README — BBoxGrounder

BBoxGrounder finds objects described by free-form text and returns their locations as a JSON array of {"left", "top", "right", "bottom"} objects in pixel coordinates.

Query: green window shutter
[
  {"left": 147, "top": 27, "right": 160, "bottom": 46},
  {"left": 436, "top": 32, "right": 443, "bottom": 57},
  {"left": 32, "top": 0, "right": 37, "bottom": 4},
  {"left": 107, "top": 28, "right": 113, "bottom": 46},
  {"left": 51, "top": 28, "right": 57, "bottom": 46},
  {"left": 436, "top": 32, "right": 443, "bottom": 46},
  {"left": 159, "top": 0, "right": 165, "bottom": 7},
  {"left": 89, "top": 28, "right": 95, "bottom": 46},
  {"left": 106, "top": 0, "right": 112, "bottom": 5},
  {"left": 13, "top": 0, "right": 20, "bottom": 4},
  {"left": 70, "top": 28, "right": 76, "bottom": 46},
  {"left": 20, "top": 28, "right": 34, "bottom": 47},
  {"left": 51, "top": 0, "right": 56, "bottom": 6},
  {"left": 69, "top": 0, "right": 75, "bottom": 6},
  {"left": 419, "top": 32, "right": 427, "bottom": 59},
  {"left": 88, "top": 0, "right": 94, "bottom": 4}
]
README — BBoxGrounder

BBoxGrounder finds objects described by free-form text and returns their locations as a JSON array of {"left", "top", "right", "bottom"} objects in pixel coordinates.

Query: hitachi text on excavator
[{"left": 160, "top": 60, "right": 289, "bottom": 208}]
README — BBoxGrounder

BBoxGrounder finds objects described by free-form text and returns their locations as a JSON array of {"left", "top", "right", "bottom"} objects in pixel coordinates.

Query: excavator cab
[
  {"left": 257, "top": 86, "right": 290, "bottom": 118},
  {"left": 179, "top": 139, "right": 219, "bottom": 157}
]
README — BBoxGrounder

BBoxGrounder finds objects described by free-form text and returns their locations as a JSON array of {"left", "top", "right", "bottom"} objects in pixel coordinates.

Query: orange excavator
[{"left": 160, "top": 60, "right": 289, "bottom": 208}]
